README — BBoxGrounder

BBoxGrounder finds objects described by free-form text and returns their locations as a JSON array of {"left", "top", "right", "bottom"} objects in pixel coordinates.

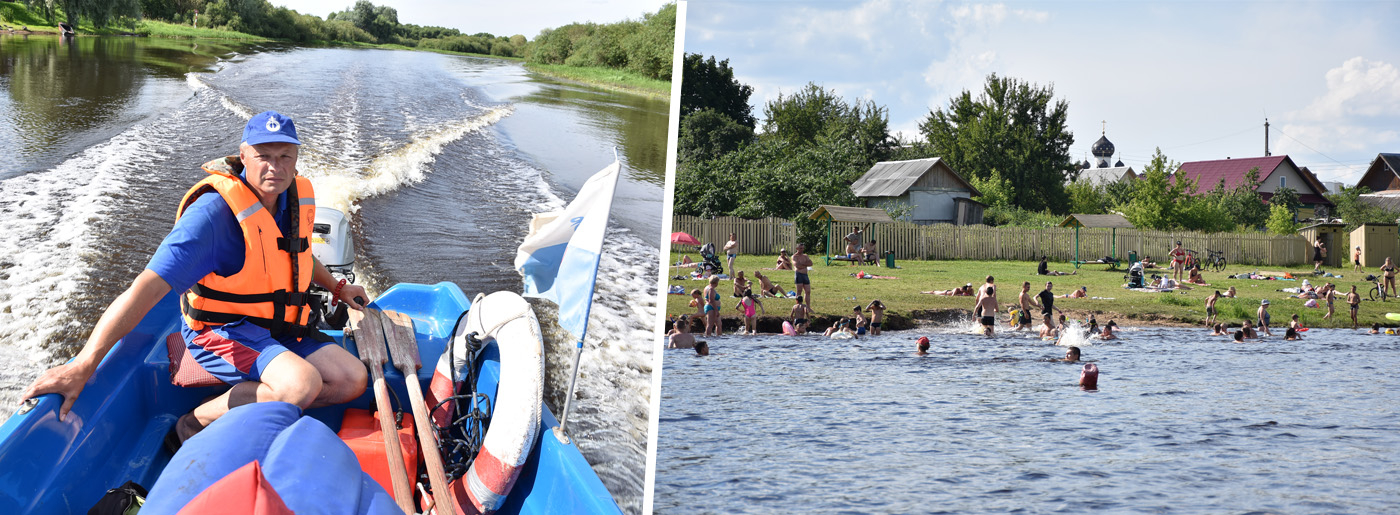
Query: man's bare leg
[{"left": 180, "top": 345, "right": 366, "bottom": 440}]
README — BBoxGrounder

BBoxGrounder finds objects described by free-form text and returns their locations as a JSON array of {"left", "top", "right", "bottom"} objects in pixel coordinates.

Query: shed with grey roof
[{"left": 849, "top": 158, "right": 984, "bottom": 225}]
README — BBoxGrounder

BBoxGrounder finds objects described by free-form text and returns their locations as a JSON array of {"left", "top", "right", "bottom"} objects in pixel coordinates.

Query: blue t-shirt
[{"left": 147, "top": 174, "right": 291, "bottom": 304}]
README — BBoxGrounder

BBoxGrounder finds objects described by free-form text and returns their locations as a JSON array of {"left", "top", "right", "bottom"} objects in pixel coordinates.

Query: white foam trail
[
  {"left": 0, "top": 122, "right": 166, "bottom": 370},
  {"left": 306, "top": 106, "right": 513, "bottom": 217}
]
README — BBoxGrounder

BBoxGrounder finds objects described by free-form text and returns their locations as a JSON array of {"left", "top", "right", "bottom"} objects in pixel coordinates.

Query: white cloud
[{"left": 1278, "top": 57, "right": 1400, "bottom": 165}]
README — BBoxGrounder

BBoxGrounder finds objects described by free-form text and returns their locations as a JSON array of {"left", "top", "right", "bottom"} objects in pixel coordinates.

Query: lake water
[
  {"left": 0, "top": 34, "right": 663, "bottom": 513},
  {"left": 654, "top": 324, "right": 1399, "bottom": 513}
]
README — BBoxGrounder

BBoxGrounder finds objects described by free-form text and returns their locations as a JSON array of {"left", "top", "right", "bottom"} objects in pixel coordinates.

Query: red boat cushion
[
  {"left": 166, "top": 333, "right": 224, "bottom": 388},
  {"left": 176, "top": 461, "right": 294, "bottom": 515}
]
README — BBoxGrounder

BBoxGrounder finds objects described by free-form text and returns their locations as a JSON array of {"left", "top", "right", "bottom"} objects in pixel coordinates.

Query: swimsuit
[
  {"left": 980, "top": 316, "right": 995, "bottom": 326},
  {"left": 872, "top": 322, "right": 881, "bottom": 329},
  {"left": 1260, "top": 311, "right": 1270, "bottom": 326},
  {"left": 795, "top": 272, "right": 810, "bottom": 285},
  {"left": 1206, "top": 306, "right": 1216, "bottom": 316},
  {"left": 794, "top": 318, "right": 807, "bottom": 326},
  {"left": 743, "top": 299, "right": 756, "bottom": 317},
  {"left": 1018, "top": 310, "right": 1032, "bottom": 324}
]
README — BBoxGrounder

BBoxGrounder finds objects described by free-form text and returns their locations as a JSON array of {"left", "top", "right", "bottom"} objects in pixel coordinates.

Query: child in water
[
  {"left": 733, "top": 289, "right": 765, "bottom": 335},
  {"left": 866, "top": 300, "right": 886, "bottom": 335}
]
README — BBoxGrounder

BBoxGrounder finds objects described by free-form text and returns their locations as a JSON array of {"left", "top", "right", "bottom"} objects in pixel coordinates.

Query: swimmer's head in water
[
  {"left": 917, "top": 336, "right": 930, "bottom": 352},
  {"left": 695, "top": 341, "right": 709, "bottom": 356},
  {"left": 1080, "top": 363, "right": 1099, "bottom": 389},
  {"left": 1065, "top": 346, "right": 1081, "bottom": 361},
  {"left": 1234, "top": 330, "right": 1244, "bottom": 342}
]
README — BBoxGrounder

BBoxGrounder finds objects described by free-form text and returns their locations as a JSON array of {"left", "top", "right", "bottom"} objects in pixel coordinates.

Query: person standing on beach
[
  {"left": 724, "top": 233, "right": 738, "bottom": 277},
  {"left": 1321, "top": 283, "right": 1337, "bottom": 321},
  {"left": 793, "top": 244, "right": 814, "bottom": 306},
  {"left": 1354, "top": 246, "right": 1363, "bottom": 271},
  {"left": 1313, "top": 239, "right": 1326, "bottom": 272},
  {"left": 1170, "top": 241, "right": 1187, "bottom": 282},
  {"left": 1382, "top": 257, "right": 1396, "bottom": 297},
  {"left": 1347, "top": 285, "right": 1361, "bottom": 329},
  {"left": 1204, "top": 290, "right": 1221, "bottom": 328}
]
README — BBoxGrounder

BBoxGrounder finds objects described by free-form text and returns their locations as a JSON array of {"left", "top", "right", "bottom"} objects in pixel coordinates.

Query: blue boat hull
[{"left": 0, "top": 282, "right": 620, "bottom": 514}]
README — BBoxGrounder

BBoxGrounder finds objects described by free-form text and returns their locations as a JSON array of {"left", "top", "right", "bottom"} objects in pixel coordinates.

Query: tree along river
[
  {"left": 656, "top": 324, "right": 1399, "bottom": 513},
  {"left": 0, "top": 34, "right": 664, "bottom": 514}
]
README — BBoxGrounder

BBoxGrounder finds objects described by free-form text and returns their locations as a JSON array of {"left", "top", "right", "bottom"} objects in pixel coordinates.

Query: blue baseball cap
[{"left": 242, "top": 111, "right": 301, "bottom": 146}]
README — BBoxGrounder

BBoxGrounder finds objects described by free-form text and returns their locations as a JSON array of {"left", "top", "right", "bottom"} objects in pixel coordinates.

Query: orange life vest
[{"left": 177, "top": 156, "right": 318, "bottom": 338}]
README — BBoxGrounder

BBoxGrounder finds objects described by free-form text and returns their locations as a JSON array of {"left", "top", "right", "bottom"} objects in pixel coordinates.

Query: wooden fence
[
  {"left": 672, "top": 216, "right": 1312, "bottom": 267},
  {"left": 670, "top": 215, "right": 798, "bottom": 256}
]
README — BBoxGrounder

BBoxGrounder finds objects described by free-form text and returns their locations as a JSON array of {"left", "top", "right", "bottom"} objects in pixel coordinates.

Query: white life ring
[{"left": 426, "top": 291, "right": 544, "bottom": 514}]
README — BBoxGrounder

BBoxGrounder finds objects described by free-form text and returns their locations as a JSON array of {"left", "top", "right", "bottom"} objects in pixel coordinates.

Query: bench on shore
[{"left": 1072, "top": 257, "right": 1122, "bottom": 270}]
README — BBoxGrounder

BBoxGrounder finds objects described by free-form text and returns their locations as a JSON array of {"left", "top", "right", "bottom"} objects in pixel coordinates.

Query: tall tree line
[{"left": 523, "top": 3, "right": 675, "bottom": 81}]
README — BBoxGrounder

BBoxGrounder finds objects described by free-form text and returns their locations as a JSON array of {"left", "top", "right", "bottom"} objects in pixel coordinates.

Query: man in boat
[{"left": 22, "top": 111, "right": 369, "bottom": 448}]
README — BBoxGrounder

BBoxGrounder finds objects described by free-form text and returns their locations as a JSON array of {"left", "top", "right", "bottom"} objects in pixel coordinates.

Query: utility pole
[{"left": 1264, "top": 118, "right": 1270, "bottom": 156}]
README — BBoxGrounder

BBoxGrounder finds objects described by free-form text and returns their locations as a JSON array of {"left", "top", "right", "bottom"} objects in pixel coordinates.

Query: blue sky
[
  {"left": 272, "top": 0, "right": 669, "bottom": 40},
  {"left": 683, "top": 0, "right": 1400, "bottom": 186}
]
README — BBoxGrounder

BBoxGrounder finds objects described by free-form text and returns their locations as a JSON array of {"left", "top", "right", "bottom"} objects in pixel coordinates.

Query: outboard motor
[{"left": 309, "top": 206, "right": 356, "bottom": 329}]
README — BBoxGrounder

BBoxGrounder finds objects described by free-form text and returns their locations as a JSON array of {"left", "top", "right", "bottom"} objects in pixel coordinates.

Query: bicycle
[
  {"left": 1370, "top": 277, "right": 1390, "bottom": 302},
  {"left": 1205, "top": 249, "right": 1227, "bottom": 273}
]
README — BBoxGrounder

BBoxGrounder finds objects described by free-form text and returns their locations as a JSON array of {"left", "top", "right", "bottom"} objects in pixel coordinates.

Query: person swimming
[
  {"left": 1063, "top": 346, "right": 1081, "bottom": 362},
  {"left": 695, "top": 341, "right": 710, "bottom": 356},
  {"left": 916, "top": 336, "right": 930, "bottom": 355}
]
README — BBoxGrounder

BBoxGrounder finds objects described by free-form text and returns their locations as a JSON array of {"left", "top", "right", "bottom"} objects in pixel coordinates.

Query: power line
[{"left": 1272, "top": 127, "right": 1367, "bottom": 176}]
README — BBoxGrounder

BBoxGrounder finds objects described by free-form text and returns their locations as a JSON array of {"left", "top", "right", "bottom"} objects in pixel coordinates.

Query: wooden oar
[
  {"left": 382, "top": 310, "right": 452, "bottom": 511},
  {"left": 348, "top": 307, "right": 415, "bottom": 514}
]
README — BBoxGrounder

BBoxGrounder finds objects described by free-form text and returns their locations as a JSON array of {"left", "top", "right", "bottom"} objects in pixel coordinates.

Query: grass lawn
[{"left": 664, "top": 252, "right": 1391, "bottom": 332}]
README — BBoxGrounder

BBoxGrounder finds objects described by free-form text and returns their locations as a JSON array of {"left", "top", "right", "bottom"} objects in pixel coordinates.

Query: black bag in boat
[{"left": 88, "top": 480, "right": 146, "bottom": 515}]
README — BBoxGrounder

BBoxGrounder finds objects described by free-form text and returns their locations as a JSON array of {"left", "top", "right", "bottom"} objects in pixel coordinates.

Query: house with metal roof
[
  {"left": 1070, "top": 166, "right": 1136, "bottom": 187},
  {"left": 1173, "top": 155, "right": 1334, "bottom": 219},
  {"left": 1353, "top": 153, "right": 1400, "bottom": 213},
  {"left": 849, "top": 157, "right": 984, "bottom": 225}
]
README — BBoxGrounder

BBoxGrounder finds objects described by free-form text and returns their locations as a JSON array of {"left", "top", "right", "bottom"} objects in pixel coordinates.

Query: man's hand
[
  {"left": 21, "top": 361, "right": 93, "bottom": 422},
  {"left": 340, "top": 283, "right": 370, "bottom": 310}
]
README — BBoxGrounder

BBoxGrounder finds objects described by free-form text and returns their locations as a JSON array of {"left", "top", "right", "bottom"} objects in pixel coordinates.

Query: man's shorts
[
  {"left": 1207, "top": 306, "right": 1217, "bottom": 316},
  {"left": 794, "top": 272, "right": 810, "bottom": 285},
  {"left": 184, "top": 319, "right": 334, "bottom": 385},
  {"left": 1018, "top": 310, "right": 1032, "bottom": 324},
  {"left": 980, "top": 316, "right": 995, "bottom": 326}
]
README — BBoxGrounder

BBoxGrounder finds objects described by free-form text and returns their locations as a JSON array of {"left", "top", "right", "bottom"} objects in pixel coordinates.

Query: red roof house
[{"left": 1174, "top": 155, "right": 1334, "bottom": 216}]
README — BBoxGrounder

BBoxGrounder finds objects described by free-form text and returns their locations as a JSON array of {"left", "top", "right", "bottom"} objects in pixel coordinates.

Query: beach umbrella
[{"left": 671, "top": 231, "right": 700, "bottom": 245}]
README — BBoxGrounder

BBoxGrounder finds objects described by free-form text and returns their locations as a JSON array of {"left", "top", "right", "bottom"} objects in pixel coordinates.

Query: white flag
[{"left": 514, "top": 160, "right": 621, "bottom": 342}]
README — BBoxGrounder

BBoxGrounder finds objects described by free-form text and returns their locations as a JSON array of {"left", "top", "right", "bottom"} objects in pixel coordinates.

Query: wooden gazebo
[
  {"left": 1058, "top": 213, "right": 1134, "bottom": 268},
  {"left": 808, "top": 205, "right": 894, "bottom": 265}
]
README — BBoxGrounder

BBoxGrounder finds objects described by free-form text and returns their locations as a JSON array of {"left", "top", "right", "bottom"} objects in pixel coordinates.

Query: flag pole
[
  {"left": 552, "top": 148, "right": 620, "bottom": 445},
  {"left": 553, "top": 339, "right": 584, "bottom": 444}
]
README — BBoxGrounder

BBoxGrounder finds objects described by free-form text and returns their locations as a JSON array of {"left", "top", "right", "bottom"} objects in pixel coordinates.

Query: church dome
[
  {"left": 1081, "top": 160, "right": 1091, "bottom": 169},
  {"left": 1114, "top": 158, "right": 1124, "bottom": 167},
  {"left": 1092, "top": 135, "right": 1115, "bottom": 157}
]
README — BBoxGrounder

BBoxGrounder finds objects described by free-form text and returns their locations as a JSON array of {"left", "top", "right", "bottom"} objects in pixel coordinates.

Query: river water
[
  {"left": 655, "top": 324, "right": 1400, "bottom": 513},
  {"left": 0, "top": 34, "right": 664, "bottom": 513}
]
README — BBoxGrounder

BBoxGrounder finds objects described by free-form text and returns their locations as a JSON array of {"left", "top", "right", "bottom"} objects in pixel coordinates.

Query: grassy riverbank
[
  {"left": 665, "top": 252, "right": 1392, "bottom": 332},
  {"left": 525, "top": 63, "right": 671, "bottom": 99}
]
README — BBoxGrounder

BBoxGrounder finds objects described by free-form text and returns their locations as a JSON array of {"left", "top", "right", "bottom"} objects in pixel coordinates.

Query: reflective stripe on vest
[{"left": 176, "top": 156, "right": 317, "bottom": 336}]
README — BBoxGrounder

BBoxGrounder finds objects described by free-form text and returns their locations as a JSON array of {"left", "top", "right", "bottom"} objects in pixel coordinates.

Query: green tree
[
  {"left": 968, "top": 169, "right": 1013, "bottom": 209},
  {"left": 762, "top": 82, "right": 893, "bottom": 166},
  {"left": 1265, "top": 204, "right": 1299, "bottom": 235},
  {"left": 1065, "top": 180, "right": 1105, "bottom": 214},
  {"left": 1205, "top": 167, "right": 1268, "bottom": 229},
  {"left": 1268, "top": 186, "right": 1301, "bottom": 221},
  {"left": 918, "top": 73, "right": 1075, "bottom": 212},
  {"left": 677, "top": 108, "right": 754, "bottom": 164},
  {"left": 1326, "top": 185, "right": 1400, "bottom": 231},
  {"left": 679, "top": 53, "right": 755, "bottom": 128},
  {"left": 1120, "top": 148, "right": 1197, "bottom": 230}
]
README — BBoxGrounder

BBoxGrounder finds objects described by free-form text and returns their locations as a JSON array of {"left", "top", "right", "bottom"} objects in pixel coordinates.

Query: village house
[
  {"left": 1173, "top": 155, "right": 1334, "bottom": 220},
  {"left": 1353, "top": 153, "right": 1400, "bottom": 212},
  {"left": 850, "top": 157, "right": 984, "bottom": 225}
]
